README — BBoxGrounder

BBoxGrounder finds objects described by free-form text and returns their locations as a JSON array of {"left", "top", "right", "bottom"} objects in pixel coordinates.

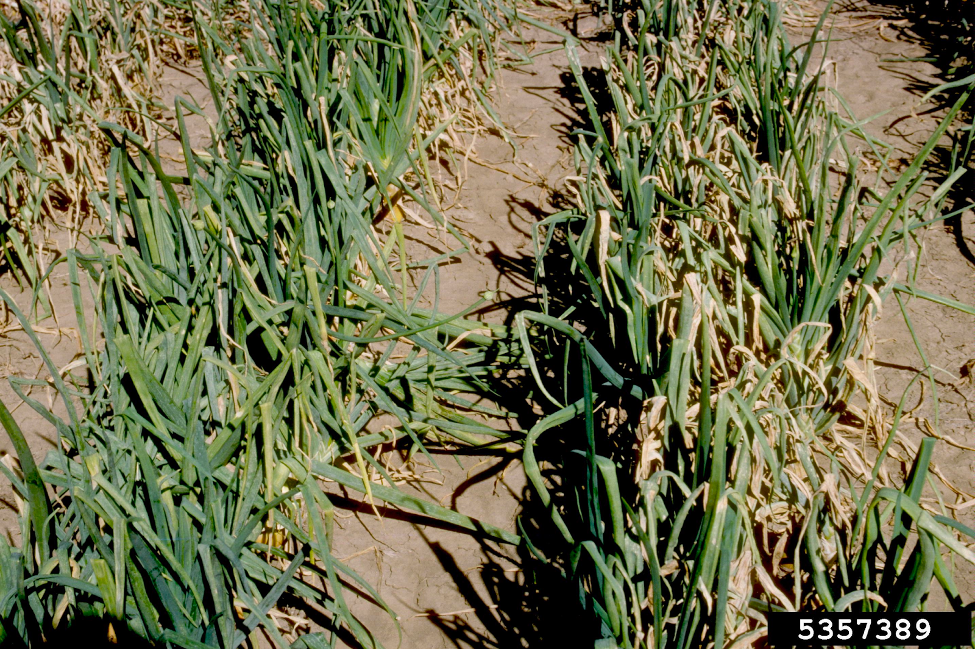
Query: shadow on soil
[{"left": 420, "top": 37, "right": 651, "bottom": 646}]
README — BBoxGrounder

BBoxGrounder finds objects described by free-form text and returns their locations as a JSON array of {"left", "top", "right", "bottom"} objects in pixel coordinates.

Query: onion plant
[
  {"left": 0, "top": 0, "right": 524, "bottom": 645},
  {"left": 0, "top": 0, "right": 175, "bottom": 310},
  {"left": 519, "top": 0, "right": 975, "bottom": 646}
]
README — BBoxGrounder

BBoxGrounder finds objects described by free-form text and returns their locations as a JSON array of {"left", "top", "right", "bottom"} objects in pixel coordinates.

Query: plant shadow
[{"left": 418, "top": 47, "right": 652, "bottom": 646}]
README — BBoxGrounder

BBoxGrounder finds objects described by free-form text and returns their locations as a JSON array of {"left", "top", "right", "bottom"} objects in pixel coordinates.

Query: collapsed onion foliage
[
  {"left": 0, "top": 0, "right": 972, "bottom": 646},
  {"left": 519, "top": 0, "right": 975, "bottom": 646},
  {"left": 0, "top": 0, "right": 525, "bottom": 646},
  {"left": 0, "top": 0, "right": 206, "bottom": 302}
]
